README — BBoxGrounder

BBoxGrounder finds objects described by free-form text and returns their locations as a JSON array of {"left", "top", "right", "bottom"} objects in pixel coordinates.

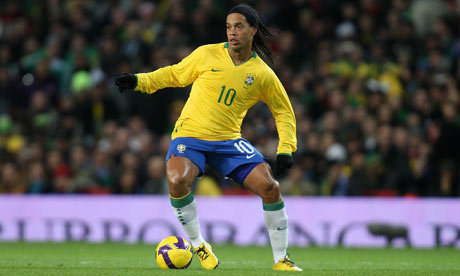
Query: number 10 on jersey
[{"left": 218, "top": 85, "right": 236, "bottom": 106}]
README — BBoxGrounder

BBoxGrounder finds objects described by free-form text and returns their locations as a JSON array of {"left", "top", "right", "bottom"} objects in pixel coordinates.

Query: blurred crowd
[{"left": 1, "top": 0, "right": 460, "bottom": 197}]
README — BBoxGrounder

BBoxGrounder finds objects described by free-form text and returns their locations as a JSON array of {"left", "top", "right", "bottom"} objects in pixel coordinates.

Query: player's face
[{"left": 226, "top": 13, "right": 256, "bottom": 53}]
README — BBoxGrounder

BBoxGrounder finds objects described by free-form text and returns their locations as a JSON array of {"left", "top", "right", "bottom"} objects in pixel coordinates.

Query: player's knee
[
  {"left": 262, "top": 179, "right": 280, "bottom": 203},
  {"left": 167, "top": 173, "right": 192, "bottom": 197}
]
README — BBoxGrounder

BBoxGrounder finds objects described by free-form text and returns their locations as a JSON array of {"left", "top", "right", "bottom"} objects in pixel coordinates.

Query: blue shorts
[{"left": 166, "top": 137, "right": 267, "bottom": 185}]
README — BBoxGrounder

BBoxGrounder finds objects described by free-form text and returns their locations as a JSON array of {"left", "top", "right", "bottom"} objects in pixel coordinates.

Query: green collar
[{"left": 224, "top": 42, "right": 257, "bottom": 59}]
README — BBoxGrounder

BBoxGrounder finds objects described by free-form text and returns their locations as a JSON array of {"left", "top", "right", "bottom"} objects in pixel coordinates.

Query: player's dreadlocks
[{"left": 228, "top": 3, "right": 277, "bottom": 66}]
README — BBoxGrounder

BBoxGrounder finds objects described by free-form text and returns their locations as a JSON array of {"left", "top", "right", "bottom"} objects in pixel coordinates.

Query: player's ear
[{"left": 252, "top": 27, "right": 257, "bottom": 37}]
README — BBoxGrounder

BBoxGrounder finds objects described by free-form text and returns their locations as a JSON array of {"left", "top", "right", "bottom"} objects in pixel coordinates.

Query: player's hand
[
  {"left": 115, "top": 73, "right": 137, "bottom": 93},
  {"left": 275, "top": 154, "right": 293, "bottom": 177}
]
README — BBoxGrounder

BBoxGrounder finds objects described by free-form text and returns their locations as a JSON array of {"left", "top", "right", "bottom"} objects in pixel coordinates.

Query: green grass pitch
[{"left": 0, "top": 242, "right": 459, "bottom": 276}]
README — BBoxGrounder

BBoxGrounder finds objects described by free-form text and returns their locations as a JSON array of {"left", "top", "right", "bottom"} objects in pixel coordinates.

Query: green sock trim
[
  {"left": 170, "top": 192, "right": 194, "bottom": 208},
  {"left": 277, "top": 153, "right": 292, "bottom": 157},
  {"left": 263, "top": 200, "right": 285, "bottom": 211}
]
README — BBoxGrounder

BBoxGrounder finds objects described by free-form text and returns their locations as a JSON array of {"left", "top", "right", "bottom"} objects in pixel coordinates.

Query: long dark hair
[{"left": 228, "top": 4, "right": 277, "bottom": 66}]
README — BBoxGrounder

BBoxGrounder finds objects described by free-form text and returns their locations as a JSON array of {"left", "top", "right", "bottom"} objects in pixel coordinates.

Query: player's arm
[
  {"left": 115, "top": 47, "right": 204, "bottom": 94},
  {"left": 260, "top": 71, "right": 297, "bottom": 155},
  {"left": 260, "top": 70, "right": 297, "bottom": 176}
]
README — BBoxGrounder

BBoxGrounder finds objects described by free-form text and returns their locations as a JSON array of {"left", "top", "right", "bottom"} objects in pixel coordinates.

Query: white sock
[
  {"left": 170, "top": 193, "right": 205, "bottom": 248},
  {"left": 263, "top": 201, "right": 288, "bottom": 264}
]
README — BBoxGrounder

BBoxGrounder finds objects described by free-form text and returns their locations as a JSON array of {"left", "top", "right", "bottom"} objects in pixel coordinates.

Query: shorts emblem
[{"left": 177, "top": 144, "right": 187, "bottom": 153}]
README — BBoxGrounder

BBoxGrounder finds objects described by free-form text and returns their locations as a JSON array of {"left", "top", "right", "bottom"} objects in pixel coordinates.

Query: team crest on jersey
[
  {"left": 244, "top": 73, "right": 256, "bottom": 89},
  {"left": 177, "top": 144, "right": 186, "bottom": 153}
]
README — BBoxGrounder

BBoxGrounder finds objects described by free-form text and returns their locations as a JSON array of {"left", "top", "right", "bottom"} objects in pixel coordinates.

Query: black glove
[
  {"left": 275, "top": 154, "right": 293, "bottom": 177},
  {"left": 115, "top": 73, "right": 137, "bottom": 93}
]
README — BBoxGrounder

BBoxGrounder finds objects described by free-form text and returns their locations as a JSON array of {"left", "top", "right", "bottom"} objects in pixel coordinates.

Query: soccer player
[{"left": 116, "top": 3, "right": 301, "bottom": 271}]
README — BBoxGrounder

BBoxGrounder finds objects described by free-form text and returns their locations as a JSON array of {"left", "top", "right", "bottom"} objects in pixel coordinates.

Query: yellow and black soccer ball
[{"left": 155, "top": 236, "right": 193, "bottom": 269}]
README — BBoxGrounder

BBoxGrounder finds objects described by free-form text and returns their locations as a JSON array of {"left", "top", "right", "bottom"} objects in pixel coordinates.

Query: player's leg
[
  {"left": 167, "top": 155, "right": 199, "bottom": 198},
  {"left": 242, "top": 163, "right": 286, "bottom": 259},
  {"left": 242, "top": 162, "right": 280, "bottom": 203},
  {"left": 166, "top": 155, "right": 206, "bottom": 248},
  {"left": 242, "top": 162, "right": 302, "bottom": 271},
  {"left": 166, "top": 139, "right": 219, "bottom": 270}
]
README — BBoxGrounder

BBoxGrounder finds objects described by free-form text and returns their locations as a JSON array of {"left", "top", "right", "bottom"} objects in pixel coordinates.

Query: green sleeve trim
[
  {"left": 263, "top": 200, "right": 285, "bottom": 211},
  {"left": 134, "top": 74, "right": 139, "bottom": 90},
  {"left": 277, "top": 153, "right": 292, "bottom": 157},
  {"left": 170, "top": 192, "right": 194, "bottom": 208}
]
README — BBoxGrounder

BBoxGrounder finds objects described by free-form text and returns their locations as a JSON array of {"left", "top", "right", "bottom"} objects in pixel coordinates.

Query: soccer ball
[{"left": 155, "top": 236, "right": 193, "bottom": 269}]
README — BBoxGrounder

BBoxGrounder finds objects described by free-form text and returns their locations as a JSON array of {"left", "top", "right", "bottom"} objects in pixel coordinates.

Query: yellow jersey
[{"left": 135, "top": 42, "right": 296, "bottom": 154}]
